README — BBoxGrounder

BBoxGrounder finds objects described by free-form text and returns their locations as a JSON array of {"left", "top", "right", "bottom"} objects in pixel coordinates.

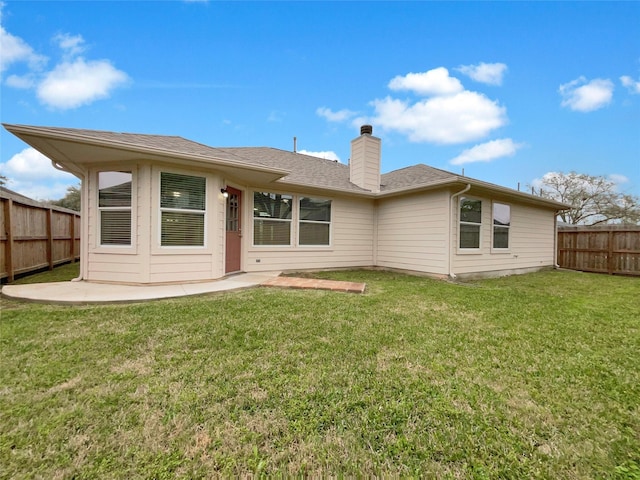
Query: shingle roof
[
  {"left": 381, "top": 164, "right": 457, "bottom": 192},
  {"left": 3, "top": 123, "right": 569, "bottom": 208},
  {"left": 216, "top": 147, "right": 370, "bottom": 193}
]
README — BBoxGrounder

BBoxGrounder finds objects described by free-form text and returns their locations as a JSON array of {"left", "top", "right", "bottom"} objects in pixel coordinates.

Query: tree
[
  {"left": 532, "top": 172, "right": 640, "bottom": 225},
  {"left": 51, "top": 185, "right": 81, "bottom": 212},
  {"left": 0, "top": 174, "right": 7, "bottom": 187}
]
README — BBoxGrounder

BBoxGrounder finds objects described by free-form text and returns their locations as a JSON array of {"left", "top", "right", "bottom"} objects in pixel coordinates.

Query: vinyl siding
[
  {"left": 452, "top": 197, "right": 556, "bottom": 275},
  {"left": 376, "top": 190, "right": 450, "bottom": 274},
  {"left": 244, "top": 196, "right": 375, "bottom": 272}
]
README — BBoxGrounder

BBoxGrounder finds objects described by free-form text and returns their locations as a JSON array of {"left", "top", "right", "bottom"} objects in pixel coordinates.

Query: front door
[{"left": 225, "top": 187, "right": 242, "bottom": 273}]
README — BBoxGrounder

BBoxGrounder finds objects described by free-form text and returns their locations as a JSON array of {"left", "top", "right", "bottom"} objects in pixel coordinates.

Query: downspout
[
  {"left": 448, "top": 184, "right": 471, "bottom": 279},
  {"left": 52, "top": 161, "right": 87, "bottom": 282},
  {"left": 553, "top": 211, "right": 560, "bottom": 269}
]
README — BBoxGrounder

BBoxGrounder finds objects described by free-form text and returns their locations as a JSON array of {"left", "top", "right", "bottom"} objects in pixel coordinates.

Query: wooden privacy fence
[
  {"left": 1, "top": 189, "right": 80, "bottom": 282},
  {"left": 557, "top": 225, "right": 640, "bottom": 276}
]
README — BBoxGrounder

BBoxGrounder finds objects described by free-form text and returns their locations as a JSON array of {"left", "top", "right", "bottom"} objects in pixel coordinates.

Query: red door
[{"left": 225, "top": 187, "right": 242, "bottom": 273}]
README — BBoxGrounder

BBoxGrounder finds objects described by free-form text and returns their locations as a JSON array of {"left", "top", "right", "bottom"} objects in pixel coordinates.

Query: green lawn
[{"left": 1, "top": 268, "right": 639, "bottom": 478}]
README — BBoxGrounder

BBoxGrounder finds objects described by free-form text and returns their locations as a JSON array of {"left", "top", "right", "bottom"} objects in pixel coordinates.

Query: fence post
[
  {"left": 70, "top": 212, "right": 75, "bottom": 262},
  {"left": 608, "top": 230, "right": 614, "bottom": 275},
  {"left": 4, "top": 198, "right": 14, "bottom": 282},
  {"left": 46, "top": 208, "right": 54, "bottom": 270}
]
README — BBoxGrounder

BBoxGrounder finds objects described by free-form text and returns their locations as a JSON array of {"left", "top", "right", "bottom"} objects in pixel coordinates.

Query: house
[{"left": 3, "top": 123, "right": 567, "bottom": 284}]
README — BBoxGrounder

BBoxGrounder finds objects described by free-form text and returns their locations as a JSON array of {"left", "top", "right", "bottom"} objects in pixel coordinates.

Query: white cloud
[
  {"left": 0, "top": 24, "right": 47, "bottom": 75},
  {"left": 319, "top": 66, "right": 509, "bottom": 145},
  {"left": 559, "top": 77, "right": 614, "bottom": 112},
  {"left": 54, "top": 33, "right": 86, "bottom": 58},
  {"left": 456, "top": 62, "right": 507, "bottom": 86},
  {"left": 5, "top": 73, "right": 35, "bottom": 88},
  {"left": 450, "top": 138, "right": 524, "bottom": 165},
  {"left": 608, "top": 173, "right": 629, "bottom": 187},
  {"left": 388, "top": 67, "right": 463, "bottom": 96},
  {"left": 298, "top": 150, "right": 341, "bottom": 162},
  {"left": 620, "top": 75, "right": 640, "bottom": 94},
  {"left": 368, "top": 91, "right": 507, "bottom": 144},
  {"left": 1, "top": 5, "right": 129, "bottom": 110},
  {"left": 0, "top": 147, "right": 74, "bottom": 181},
  {"left": 316, "top": 107, "right": 357, "bottom": 122},
  {"left": 37, "top": 58, "right": 129, "bottom": 109},
  {"left": 0, "top": 147, "right": 78, "bottom": 200}
]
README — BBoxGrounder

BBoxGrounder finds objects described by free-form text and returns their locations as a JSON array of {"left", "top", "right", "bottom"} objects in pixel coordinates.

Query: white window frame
[
  {"left": 459, "top": 196, "right": 482, "bottom": 251},
  {"left": 298, "top": 196, "right": 332, "bottom": 247},
  {"left": 252, "top": 191, "right": 293, "bottom": 247},
  {"left": 158, "top": 171, "right": 207, "bottom": 248},
  {"left": 492, "top": 202, "right": 511, "bottom": 251},
  {"left": 97, "top": 170, "right": 133, "bottom": 249}
]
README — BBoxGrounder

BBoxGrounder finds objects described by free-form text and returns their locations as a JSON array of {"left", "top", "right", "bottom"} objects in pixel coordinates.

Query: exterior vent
[{"left": 360, "top": 125, "right": 373, "bottom": 136}]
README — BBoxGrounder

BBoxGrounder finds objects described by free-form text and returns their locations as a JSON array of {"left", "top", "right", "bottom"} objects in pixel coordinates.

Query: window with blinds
[
  {"left": 459, "top": 197, "right": 482, "bottom": 249},
  {"left": 253, "top": 192, "right": 292, "bottom": 246},
  {"left": 98, "top": 171, "right": 132, "bottom": 246},
  {"left": 160, "top": 172, "right": 206, "bottom": 247},
  {"left": 299, "top": 197, "right": 331, "bottom": 246}
]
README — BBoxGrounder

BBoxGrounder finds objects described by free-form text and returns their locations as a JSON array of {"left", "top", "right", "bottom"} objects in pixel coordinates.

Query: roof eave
[{"left": 3, "top": 123, "right": 290, "bottom": 179}]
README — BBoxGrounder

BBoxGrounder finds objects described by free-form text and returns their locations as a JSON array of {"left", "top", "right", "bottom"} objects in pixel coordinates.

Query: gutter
[{"left": 448, "top": 184, "right": 471, "bottom": 279}]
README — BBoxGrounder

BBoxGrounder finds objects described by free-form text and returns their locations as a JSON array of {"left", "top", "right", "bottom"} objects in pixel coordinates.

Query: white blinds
[{"left": 160, "top": 172, "right": 206, "bottom": 247}]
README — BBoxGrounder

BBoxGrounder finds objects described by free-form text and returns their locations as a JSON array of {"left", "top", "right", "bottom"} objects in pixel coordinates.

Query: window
[
  {"left": 459, "top": 197, "right": 482, "bottom": 249},
  {"left": 299, "top": 197, "right": 331, "bottom": 246},
  {"left": 493, "top": 203, "right": 511, "bottom": 249},
  {"left": 160, "top": 172, "right": 206, "bottom": 247},
  {"left": 98, "top": 171, "right": 132, "bottom": 246},
  {"left": 253, "top": 192, "right": 292, "bottom": 246}
]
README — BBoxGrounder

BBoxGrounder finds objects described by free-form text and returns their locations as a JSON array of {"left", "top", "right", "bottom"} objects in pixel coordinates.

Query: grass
[{"left": 1, "top": 267, "right": 639, "bottom": 478}]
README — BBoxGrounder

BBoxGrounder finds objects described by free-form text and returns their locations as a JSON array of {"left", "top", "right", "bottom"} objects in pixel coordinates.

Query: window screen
[
  {"left": 493, "top": 203, "right": 511, "bottom": 249},
  {"left": 299, "top": 197, "right": 331, "bottom": 245},
  {"left": 460, "top": 197, "right": 482, "bottom": 249},
  {"left": 253, "top": 192, "right": 292, "bottom": 246}
]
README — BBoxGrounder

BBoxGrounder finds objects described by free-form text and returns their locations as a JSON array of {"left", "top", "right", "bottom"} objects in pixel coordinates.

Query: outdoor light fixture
[{"left": 221, "top": 188, "right": 229, "bottom": 198}]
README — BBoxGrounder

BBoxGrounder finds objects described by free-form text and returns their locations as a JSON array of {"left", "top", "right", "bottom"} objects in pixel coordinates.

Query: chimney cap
[{"left": 360, "top": 125, "right": 373, "bottom": 136}]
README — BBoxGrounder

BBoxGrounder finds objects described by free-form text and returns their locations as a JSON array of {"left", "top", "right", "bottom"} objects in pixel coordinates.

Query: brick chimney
[{"left": 349, "top": 125, "right": 381, "bottom": 193}]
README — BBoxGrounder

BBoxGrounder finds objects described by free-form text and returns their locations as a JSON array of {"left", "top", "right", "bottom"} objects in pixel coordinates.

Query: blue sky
[{"left": 1, "top": 0, "right": 639, "bottom": 201}]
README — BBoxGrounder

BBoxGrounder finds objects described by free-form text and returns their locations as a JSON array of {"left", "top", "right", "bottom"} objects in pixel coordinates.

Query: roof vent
[{"left": 360, "top": 125, "right": 373, "bottom": 136}]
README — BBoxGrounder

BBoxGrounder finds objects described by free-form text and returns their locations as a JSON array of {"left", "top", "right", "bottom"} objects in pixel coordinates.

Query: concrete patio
[{"left": 1, "top": 271, "right": 366, "bottom": 304}]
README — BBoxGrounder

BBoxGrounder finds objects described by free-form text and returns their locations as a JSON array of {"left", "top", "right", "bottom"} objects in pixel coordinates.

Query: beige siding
[
  {"left": 149, "top": 254, "right": 217, "bottom": 283},
  {"left": 244, "top": 195, "right": 375, "bottom": 272},
  {"left": 452, "top": 196, "right": 556, "bottom": 275},
  {"left": 376, "top": 190, "right": 450, "bottom": 275}
]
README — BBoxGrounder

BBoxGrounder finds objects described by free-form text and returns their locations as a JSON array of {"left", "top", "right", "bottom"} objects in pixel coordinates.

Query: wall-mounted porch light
[{"left": 221, "top": 188, "right": 229, "bottom": 198}]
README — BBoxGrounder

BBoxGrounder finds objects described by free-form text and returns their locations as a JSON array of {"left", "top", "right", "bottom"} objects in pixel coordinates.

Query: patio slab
[
  {"left": 1, "top": 272, "right": 366, "bottom": 304},
  {"left": 1, "top": 271, "right": 282, "bottom": 304}
]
